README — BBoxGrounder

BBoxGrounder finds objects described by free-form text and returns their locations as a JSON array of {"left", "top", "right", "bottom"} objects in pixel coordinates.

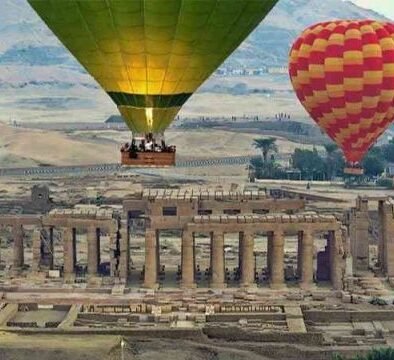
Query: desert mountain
[{"left": 0, "top": 0, "right": 388, "bottom": 89}]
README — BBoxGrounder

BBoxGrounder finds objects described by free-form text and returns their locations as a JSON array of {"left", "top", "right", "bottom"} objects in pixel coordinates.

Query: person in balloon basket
[
  {"left": 144, "top": 133, "right": 154, "bottom": 152},
  {"left": 129, "top": 139, "right": 138, "bottom": 159},
  {"left": 145, "top": 140, "right": 153, "bottom": 151}
]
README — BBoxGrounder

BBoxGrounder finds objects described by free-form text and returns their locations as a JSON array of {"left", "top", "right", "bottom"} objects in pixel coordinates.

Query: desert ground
[
  {"left": 0, "top": 90, "right": 393, "bottom": 360},
  {"left": 0, "top": 332, "right": 281, "bottom": 360},
  {"left": 0, "top": 74, "right": 307, "bottom": 124},
  {"left": 0, "top": 121, "right": 320, "bottom": 169}
]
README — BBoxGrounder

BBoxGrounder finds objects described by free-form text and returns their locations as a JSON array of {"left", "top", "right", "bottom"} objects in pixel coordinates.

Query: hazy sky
[{"left": 349, "top": 0, "right": 394, "bottom": 20}]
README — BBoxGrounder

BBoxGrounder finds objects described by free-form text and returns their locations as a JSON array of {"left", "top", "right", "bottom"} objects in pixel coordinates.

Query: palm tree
[
  {"left": 324, "top": 143, "right": 338, "bottom": 156},
  {"left": 324, "top": 143, "right": 342, "bottom": 180},
  {"left": 253, "top": 137, "right": 278, "bottom": 162}
]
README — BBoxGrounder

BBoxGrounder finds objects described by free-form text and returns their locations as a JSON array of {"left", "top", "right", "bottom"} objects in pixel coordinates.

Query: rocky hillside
[{"left": 0, "top": 0, "right": 388, "bottom": 88}]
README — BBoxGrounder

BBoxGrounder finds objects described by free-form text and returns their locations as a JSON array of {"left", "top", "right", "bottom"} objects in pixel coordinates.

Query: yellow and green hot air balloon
[{"left": 28, "top": 0, "right": 278, "bottom": 165}]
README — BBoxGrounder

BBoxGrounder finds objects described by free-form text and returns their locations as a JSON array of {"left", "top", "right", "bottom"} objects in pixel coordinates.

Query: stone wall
[
  {"left": 206, "top": 313, "right": 286, "bottom": 322},
  {"left": 203, "top": 326, "right": 324, "bottom": 345},
  {"left": 304, "top": 310, "right": 394, "bottom": 323},
  {"left": 77, "top": 313, "right": 142, "bottom": 323}
]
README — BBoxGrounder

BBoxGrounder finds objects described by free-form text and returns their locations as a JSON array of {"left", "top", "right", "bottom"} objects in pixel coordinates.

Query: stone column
[
  {"left": 211, "top": 231, "right": 226, "bottom": 288},
  {"left": 329, "top": 230, "right": 343, "bottom": 290},
  {"left": 87, "top": 226, "right": 99, "bottom": 276},
  {"left": 239, "top": 232, "right": 244, "bottom": 277},
  {"left": 267, "top": 232, "right": 273, "bottom": 275},
  {"left": 33, "top": 227, "right": 54, "bottom": 271},
  {"left": 72, "top": 228, "right": 77, "bottom": 268},
  {"left": 297, "top": 231, "right": 303, "bottom": 279},
  {"left": 109, "top": 232, "right": 118, "bottom": 278},
  {"left": 193, "top": 234, "right": 196, "bottom": 280},
  {"left": 241, "top": 231, "right": 255, "bottom": 287},
  {"left": 144, "top": 229, "right": 158, "bottom": 289},
  {"left": 270, "top": 229, "right": 285, "bottom": 289},
  {"left": 96, "top": 228, "right": 101, "bottom": 270},
  {"left": 378, "top": 200, "right": 386, "bottom": 273},
  {"left": 31, "top": 227, "right": 42, "bottom": 272},
  {"left": 350, "top": 198, "right": 370, "bottom": 272},
  {"left": 209, "top": 232, "right": 213, "bottom": 276},
  {"left": 118, "top": 220, "right": 129, "bottom": 281},
  {"left": 156, "top": 230, "right": 160, "bottom": 275},
  {"left": 63, "top": 227, "right": 75, "bottom": 279},
  {"left": 12, "top": 224, "right": 24, "bottom": 271},
  {"left": 379, "top": 200, "right": 394, "bottom": 277},
  {"left": 49, "top": 227, "right": 55, "bottom": 269},
  {"left": 44, "top": 227, "right": 54, "bottom": 270},
  {"left": 181, "top": 230, "right": 196, "bottom": 288},
  {"left": 300, "top": 229, "right": 314, "bottom": 289}
]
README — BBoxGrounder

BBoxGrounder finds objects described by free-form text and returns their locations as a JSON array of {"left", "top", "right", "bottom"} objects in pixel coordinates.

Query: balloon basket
[
  {"left": 344, "top": 167, "right": 364, "bottom": 176},
  {"left": 120, "top": 147, "right": 176, "bottom": 167}
]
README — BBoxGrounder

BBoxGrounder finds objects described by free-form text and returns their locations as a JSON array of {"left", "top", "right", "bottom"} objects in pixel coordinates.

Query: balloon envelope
[
  {"left": 28, "top": 0, "right": 279, "bottom": 134},
  {"left": 289, "top": 20, "right": 394, "bottom": 163}
]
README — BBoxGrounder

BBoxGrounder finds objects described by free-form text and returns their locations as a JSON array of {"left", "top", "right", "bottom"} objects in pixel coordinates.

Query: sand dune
[
  {"left": 0, "top": 121, "right": 321, "bottom": 168},
  {"left": 0, "top": 122, "right": 118, "bottom": 167},
  {"left": 86, "top": 128, "right": 318, "bottom": 159}
]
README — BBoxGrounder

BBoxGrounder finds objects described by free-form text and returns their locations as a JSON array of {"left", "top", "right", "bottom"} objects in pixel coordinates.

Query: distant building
[
  {"left": 231, "top": 68, "right": 244, "bottom": 76},
  {"left": 215, "top": 67, "right": 268, "bottom": 77},
  {"left": 105, "top": 115, "right": 124, "bottom": 124},
  {"left": 253, "top": 68, "right": 267, "bottom": 75},
  {"left": 267, "top": 66, "right": 288, "bottom": 74},
  {"left": 31, "top": 184, "right": 52, "bottom": 213},
  {"left": 215, "top": 68, "right": 227, "bottom": 76},
  {"left": 386, "top": 163, "right": 394, "bottom": 177}
]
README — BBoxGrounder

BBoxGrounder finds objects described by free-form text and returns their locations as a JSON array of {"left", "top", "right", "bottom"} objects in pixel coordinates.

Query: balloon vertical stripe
[{"left": 28, "top": 0, "right": 279, "bottom": 134}]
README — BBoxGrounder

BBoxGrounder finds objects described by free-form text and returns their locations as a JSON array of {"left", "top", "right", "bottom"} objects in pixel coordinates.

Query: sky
[{"left": 349, "top": 0, "right": 394, "bottom": 20}]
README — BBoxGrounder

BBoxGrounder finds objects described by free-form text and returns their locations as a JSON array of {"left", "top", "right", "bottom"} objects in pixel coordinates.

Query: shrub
[
  {"left": 376, "top": 178, "right": 394, "bottom": 189},
  {"left": 333, "top": 347, "right": 394, "bottom": 360}
]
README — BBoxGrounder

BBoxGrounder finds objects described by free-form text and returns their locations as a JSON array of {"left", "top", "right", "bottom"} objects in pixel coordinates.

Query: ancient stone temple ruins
[{"left": 1, "top": 189, "right": 394, "bottom": 292}]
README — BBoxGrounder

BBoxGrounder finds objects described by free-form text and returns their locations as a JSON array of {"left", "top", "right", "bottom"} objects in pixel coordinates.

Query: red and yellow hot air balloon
[{"left": 289, "top": 20, "right": 394, "bottom": 174}]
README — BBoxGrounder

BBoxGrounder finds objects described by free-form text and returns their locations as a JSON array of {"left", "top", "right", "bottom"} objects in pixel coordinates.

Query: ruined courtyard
[{"left": 0, "top": 180, "right": 394, "bottom": 359}]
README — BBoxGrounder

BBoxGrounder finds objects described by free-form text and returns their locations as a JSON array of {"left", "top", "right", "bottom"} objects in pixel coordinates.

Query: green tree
[
  {"left": 324, "top": 143, "right": 338, "bottom": 156},
  {"left": 250, "top": 156, "right": 285, "bottom": 179},
  {"left": 333, "top": 347, "right": 394, "bottom": 360},
  {"left": 382, "top": 139, "right": 394, "bottom": 163},
  {"left": 369, "top": 146, "right": 383, "bottom": 157},
  {"left": 324, "top": 143, "right": 345, "bottom": 180},
  {"left": 291, "top": 148, "right": 325, "bottom": 180},
  {"left": 362, "top": 152, "right": 385, "bottom": 177},
  {"left": 253, "top": 137, "right": 278, "bottom": 162}
]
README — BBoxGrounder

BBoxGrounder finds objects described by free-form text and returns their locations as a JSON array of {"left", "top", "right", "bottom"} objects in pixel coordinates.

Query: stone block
[
  {"left": 352, "top": 328, "right": 365, "bottom": 336},
  {"left": 286, "top": 293, "right": 304, "bottom": 301},
  {"left": 239, "top": 318, "right": 248, "bottom": 326}
]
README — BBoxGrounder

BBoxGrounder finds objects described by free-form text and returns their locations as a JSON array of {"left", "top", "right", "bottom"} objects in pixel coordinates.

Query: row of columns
[
  {"left": 63, "top": 226, "right": 122, "bottom": 281},
  {"left": 5, "top": 223, "right": 342, "bottom": 291},
  {"left": 143, "top": 227, "right": 339, "bottom": 290},
  {"left": 63, "top": 226, "right": 105, "bottom": 279},
  {"left": 6, "top": 224, "right": 120, "bottom": 280},
  {"left": 11, "top": 225, "right": 55, "bottom": 273}
]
